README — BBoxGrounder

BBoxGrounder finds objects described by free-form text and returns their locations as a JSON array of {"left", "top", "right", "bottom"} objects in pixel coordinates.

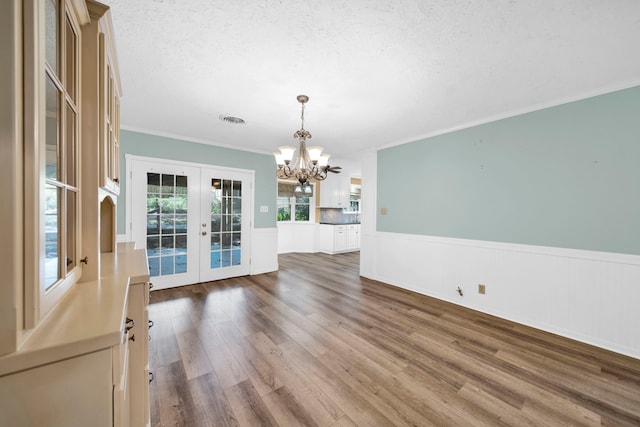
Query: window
[
  {"left": 277, "top": 181, "right": 315, "bottom": 222},
  {"left": 25, "top": 0, "right": 82, "bottom": 323}
]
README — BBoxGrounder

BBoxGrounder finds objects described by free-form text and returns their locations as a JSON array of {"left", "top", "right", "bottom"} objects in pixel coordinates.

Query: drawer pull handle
[
  {"left": 149, "top": 372, "right": 154, "bottom": 383},
  {"left": 125, "top": 317, "right": 135, "bottom": 332},
  {"left": 148, "top": 319, "right": 154, "bottom": 329},
  {"left": 129, "top": 334, "right": 135, "bottom": 342},
  {"left": 149, "top": 282, "right": 154, "bottom": 290}
]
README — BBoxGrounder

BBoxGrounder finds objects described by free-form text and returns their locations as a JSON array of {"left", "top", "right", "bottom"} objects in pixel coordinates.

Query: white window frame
[{"left": 276, "top": 180, "right": 316, "bottom": 223}]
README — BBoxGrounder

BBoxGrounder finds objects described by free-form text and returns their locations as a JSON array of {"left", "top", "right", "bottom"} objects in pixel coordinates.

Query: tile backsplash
[{"left": 319, "top": 208, "right": 360, "bottom": 224}]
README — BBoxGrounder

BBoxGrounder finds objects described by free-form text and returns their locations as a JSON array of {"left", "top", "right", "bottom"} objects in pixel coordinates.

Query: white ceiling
[{"left": 102, "top": 0, "right": 640, "bottom": 160}]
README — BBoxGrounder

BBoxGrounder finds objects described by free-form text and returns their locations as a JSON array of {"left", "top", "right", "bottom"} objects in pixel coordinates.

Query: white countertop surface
[{"left": 0, "top": 242, "right": 149, "bottom": 376}]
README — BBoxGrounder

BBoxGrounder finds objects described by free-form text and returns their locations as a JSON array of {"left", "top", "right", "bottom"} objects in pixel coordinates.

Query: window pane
[
  {"left": 211, "top": 215, "right": 221, "bottom": 232},
  {"left": 222, "top": 179, "right": 231, "bottom": 197},
  {"left": 161, "top": 174, "right": 174, "bottom": 194},
  {"left": 221, "top": 250, "right": 231, "bottom": 267},
  {"left": 221, "top": 215, "right": 232, "bottom": 232},
  {"left": 175, "top": 215, "right": 187, "bottom": 234},
  {"left": 45, "top": 0, "right": 58, "bottom": 74},
  {"left": 44, "top": 185, "right": 60, "bottom": 289},
  {"left": 161, "top": 256, "right": 174, "bottom": 275},
  {"left": 65, "top": 102, "right": 76, "bottom": 186},
  {"left": 277, "top": 206, "right": 291, "bottom": 221},
  {"left": 148, "top": 257, "right": 159, "bottom": 277},
  {"left": 146, "top": 236, "right": 160, "bottom": 256},
  {"left": 210, "top": 233, "right": 220, "bottom": 251},
  {"left": 176, "top": 175, "right": 188, "bottom": 194},
  {"left": 161, "top": 235, "right": 174, "bottom": 255},
  {"left": 174, "top": 194, "right": 187, "bottom": 214},
  {"left": 66, "top": 190, "right": 77, "bottom": 273},
  {"left": 147, "top": 195, "right": 160, "bottom": 214},
  {"left": 210, "top": 251, "right": 221, "bottom": 269},
  {"left": 160, "top": 195, "right": 174, "bottom": 213},
  {"left": 175, "top": 234, "right": 187, "bottom": 254},
  {"left": 232, "top": 197, "right": 241, "bottom": 214},
  {"left": 295, "top": 204, "right": 310, "bottom": 221},
  {"left": 175, "top": 255, "right": 187, "bottom": 274},
  {"left": 147, "top": 173, "right": 160, "bottom": 193},
  {"left": 65, "top": 15, "right": 76, "bottom": 102},
  {"left": 232, "top": 215, "right": 241, "bottom": 231},
  {"left": 45, "top": 75, "right": 59, "bottom": 180},
  {"left": 160, "top": 215, "right": 174, "bottom": 235},
  {"left": 232, "top": 181, "right": 241, "bottom": 196},
  {"left": 147, "top": 215, "right": 159, "bottom": 235},
  {"left": 221, "top": 233, "right": 232, "bottom": 250}
]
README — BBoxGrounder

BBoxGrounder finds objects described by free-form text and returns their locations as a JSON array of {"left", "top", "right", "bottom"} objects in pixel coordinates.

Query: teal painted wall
[
  {"left": 117, "top": 130, "right": 276, "bottom": 234},
  {"left": 377, "top": 86, "right": 640, "bottom": 255}
]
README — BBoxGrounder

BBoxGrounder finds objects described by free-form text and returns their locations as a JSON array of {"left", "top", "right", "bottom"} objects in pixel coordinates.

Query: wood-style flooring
[{"left": 148, "top": 252, "right": 640, "bottom": 426}]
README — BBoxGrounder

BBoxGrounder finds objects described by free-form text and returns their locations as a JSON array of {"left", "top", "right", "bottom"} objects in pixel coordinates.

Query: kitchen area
[
  {"left": 317, "top": 177, "right": 361, "bottom": 254},
  {"left": 276, "top": 169, "right": 362, "bottom": 255}
]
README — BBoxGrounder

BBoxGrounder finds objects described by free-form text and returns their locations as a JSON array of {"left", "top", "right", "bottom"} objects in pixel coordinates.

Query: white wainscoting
[
  {"left": 363, "top": 232, "right": 640, "bottom": 359},
  {"left": 251, "top": 227, "right": 279, "bottom": 275},
  {"left": 276, "top": 223, "right": 318, "bottom": 254}
]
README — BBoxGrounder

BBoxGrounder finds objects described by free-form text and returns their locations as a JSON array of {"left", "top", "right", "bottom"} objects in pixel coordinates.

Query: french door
[{"left": 130, "top": 158, "right": 252, "bottom": 290}]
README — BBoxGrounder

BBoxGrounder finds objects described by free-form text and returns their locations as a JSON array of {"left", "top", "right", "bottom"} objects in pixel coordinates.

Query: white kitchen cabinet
[
  {"left": 346, "top": 224, "right": 360, "bottom": 250},
  {"left": 334, "top": 226, "right": 347, "bottom": 251},
  {"left": 318, "top": 224, "right": 360, "bottom": 254},
  {"left": 319, "top": 175, "right": 350, "bottom": 208}
]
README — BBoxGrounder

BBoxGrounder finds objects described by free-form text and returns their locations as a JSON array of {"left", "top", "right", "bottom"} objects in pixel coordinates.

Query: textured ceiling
[{"left": 102, "top": 0, "right": 640, "bottom": 160}]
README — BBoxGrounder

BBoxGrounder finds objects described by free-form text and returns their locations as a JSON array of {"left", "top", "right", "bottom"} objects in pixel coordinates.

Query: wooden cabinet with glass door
[
  {"left": 102, "top": 36, "right": 121, "bottom": 194},
  {"left": 82, "top": 0, "right": 121, "bottom": 197}
]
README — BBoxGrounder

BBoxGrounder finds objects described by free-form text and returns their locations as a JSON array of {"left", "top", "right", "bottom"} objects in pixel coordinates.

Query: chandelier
[{"left": 274, "top": 95, "right": 341, "bottom": 192}]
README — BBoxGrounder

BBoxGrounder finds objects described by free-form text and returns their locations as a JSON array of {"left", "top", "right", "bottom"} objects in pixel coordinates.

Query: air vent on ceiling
[{"left": 219, "top": 114, "right": 246, "bottom": 124}]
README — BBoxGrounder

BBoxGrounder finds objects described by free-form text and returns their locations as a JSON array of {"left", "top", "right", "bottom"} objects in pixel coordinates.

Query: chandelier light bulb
[
  {"left": 318, "top": 154, "right": 330, "bottom": 167},
  {"left": 307, "top": 146, "right": 323, "bottom": 163},
  {"left": 278, "top": 146, "right": 296, "bottom": 163},
  {"left": 273, "top": 152, "right": 285, "bottom": 166}
]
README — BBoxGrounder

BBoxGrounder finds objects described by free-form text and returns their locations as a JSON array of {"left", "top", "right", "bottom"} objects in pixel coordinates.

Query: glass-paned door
[
  {"left": 131, "top": 159, "right": 252, "bottom": 289},
  {"left": 200, "top": 169, "right": 251, "bottom": 282},
  {"left": 145, "top": 172, "right": 189, "bottom": 278},
  {"left": 131, "top": 161, "right": 200, "bottom": 289}
]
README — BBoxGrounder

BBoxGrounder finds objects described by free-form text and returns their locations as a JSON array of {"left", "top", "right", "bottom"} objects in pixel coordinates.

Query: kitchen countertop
[{"left": 319, "top": 222, "right": 361, "bottom": 225}]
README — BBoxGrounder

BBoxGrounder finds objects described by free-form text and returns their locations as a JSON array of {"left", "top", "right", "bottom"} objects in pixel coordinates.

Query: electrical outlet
[{"left": 478, "top": 284, "right": 486, "bottom": 295}]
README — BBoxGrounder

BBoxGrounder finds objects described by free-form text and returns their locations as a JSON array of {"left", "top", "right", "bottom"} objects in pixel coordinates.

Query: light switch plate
[{"left": 260, "top": 205, "right": 269, "bottom": 213}]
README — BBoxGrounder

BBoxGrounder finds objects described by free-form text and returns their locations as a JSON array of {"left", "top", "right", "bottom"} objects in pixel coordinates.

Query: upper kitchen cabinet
[
  {"left": 82, "top": 0, "right": 122, "bottom": 196},
  {"left": 319, "top": 174, "right": 350, "bottom": 208}
]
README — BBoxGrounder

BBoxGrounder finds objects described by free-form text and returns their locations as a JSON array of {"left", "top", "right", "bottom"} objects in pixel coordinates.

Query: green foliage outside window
[{"left": 277, "top": 183, "right": 313, "bottom": 222}]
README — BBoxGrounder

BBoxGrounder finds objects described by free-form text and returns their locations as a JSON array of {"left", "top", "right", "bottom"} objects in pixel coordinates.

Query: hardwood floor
[{"left": 148, "top": 252, "right": 640, "bottom": 426}]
